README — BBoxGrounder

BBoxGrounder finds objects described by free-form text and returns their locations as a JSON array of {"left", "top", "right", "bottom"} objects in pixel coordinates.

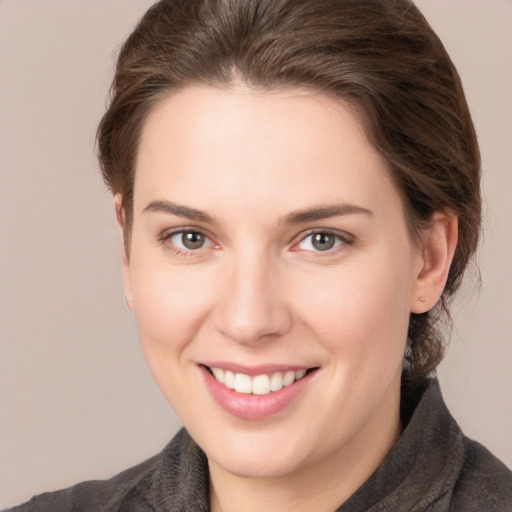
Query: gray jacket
[{"left": 8, "top": 379, "right": 512, "bottom": 511}]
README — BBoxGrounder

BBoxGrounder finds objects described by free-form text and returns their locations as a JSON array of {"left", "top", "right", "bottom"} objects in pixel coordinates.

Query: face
[{"left": 123, "top": 85, "right": 425, "bottom": 481}]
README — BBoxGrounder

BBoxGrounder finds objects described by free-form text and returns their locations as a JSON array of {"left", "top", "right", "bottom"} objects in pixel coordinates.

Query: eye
[
  {"left": 296, "top": 231, "right": 348, "bottom": 252},
  {"left": 167, "top": 230, "right": 213, "bottom": 251}
]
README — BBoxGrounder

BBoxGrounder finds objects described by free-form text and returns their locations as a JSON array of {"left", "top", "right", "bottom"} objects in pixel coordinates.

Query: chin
[
  {"left": 201, "top": 426, "right": 316, "bottom": 479},
  {"left": 214, "top": 452, "right": 306, "bottom": 479}
]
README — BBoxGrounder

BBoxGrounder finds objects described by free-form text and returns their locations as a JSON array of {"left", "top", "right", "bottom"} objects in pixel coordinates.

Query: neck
[{"left": 209, "top": 387, "right": 401, "bottom": 512}]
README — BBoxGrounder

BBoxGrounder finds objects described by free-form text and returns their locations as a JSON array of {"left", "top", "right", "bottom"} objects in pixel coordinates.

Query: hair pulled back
[{"left": 97, "top": 0, "right": 481, "bottom": 379}]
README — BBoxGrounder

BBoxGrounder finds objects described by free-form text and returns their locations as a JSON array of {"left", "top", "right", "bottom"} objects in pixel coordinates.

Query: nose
[{"left": 213, "top": 251, "right": 293, "bottom": 345}]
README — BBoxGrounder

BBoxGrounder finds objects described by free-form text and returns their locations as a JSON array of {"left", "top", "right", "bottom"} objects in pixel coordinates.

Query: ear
[
  {"left": 410, "top": 212, "right": 458, "bottom": 314},
  {"left": 114, "top": 194, "right": 134, "bottom": 311}
]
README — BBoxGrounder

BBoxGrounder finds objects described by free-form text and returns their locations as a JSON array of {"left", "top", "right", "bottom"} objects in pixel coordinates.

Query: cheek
[
  {"left": 129, "top": 254, "right": 214, "bottom": 356},
  {"left": 128, "top": 257, "right": 218, "bottom": 411},
  {"left": 292, "top": 250, "right": 413, "bottom": 369}
]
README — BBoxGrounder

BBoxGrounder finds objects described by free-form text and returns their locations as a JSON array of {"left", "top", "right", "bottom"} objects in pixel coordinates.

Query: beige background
[{"left": 0, "top": 0, "right": 511, "bottom": 507}]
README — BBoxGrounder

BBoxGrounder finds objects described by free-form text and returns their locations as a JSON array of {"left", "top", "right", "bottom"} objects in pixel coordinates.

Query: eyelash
[
  {"left": 158, "top": 229, "right": 216, "bottom": 258},
  {"left": 291, "top": 229, "right": 354, "bottom": 255},
  {"left": 158, "top": 228, "right": 354, "bottom": 257}
]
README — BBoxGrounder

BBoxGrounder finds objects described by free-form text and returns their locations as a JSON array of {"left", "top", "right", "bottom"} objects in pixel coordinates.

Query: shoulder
[
  {"left": 448, "top": 436, "right": 512, "bottom": 511},
  {"left": 5, "top": 428, "right": 208, "bottom": 512},
  {"left": 394, "top": 377, "right": 512, "bottom": 512},
  {"left": 5, "top": 447, "right": 162, "bottom": 512}
]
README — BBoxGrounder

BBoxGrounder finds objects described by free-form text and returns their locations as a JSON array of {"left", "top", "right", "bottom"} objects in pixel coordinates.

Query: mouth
[
  {"left": 203, "top": 365, "right": 315, "bottom": 396},
  {"left": 200, "top": 363, "right": 319, "bottom": 420}
]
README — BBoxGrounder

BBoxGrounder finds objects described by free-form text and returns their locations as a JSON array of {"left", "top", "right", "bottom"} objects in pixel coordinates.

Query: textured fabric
[{"left": 8, "top": 379, "right": 512, "bottom": 511}]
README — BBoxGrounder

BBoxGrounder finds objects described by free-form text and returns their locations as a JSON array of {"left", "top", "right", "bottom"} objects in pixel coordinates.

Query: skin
[{"left": 119, "top": 85, "right": 457, "bottom": 512}]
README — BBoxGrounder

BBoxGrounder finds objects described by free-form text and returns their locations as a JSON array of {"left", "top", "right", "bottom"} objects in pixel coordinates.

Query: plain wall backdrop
[{"left": 1, "top": 0, "right": 511, "bottom": 507}]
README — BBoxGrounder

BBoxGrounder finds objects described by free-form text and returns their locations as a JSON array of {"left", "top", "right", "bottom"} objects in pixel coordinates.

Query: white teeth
[
  {"left": 252, "top": 374, "right": 271, "bottom": 395},
  {"left": 224, "top": 370, "right": 235, "bottom": 389},
  {"left": 283, "top": 371, "right": 296, "bottom": 386},
  {"left": 269, "top": 372, "right": 283, "bottom": 392},
  {"left": 209, "top": 367, "right": 309, "bottom": 395},
  {"left": 295, "top": 369, "right": 307, "bottom": 379},
  {"left": 211, "top": 367, "right": 225, "bottom": 384},
  {"left": 234, "top": 373, "right": 252, "bottom": 394}
]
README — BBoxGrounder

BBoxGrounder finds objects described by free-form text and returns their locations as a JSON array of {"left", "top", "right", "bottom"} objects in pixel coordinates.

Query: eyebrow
[
  {"left": 143, "top": 200, "right": 216, "bottom": 224},
  {"left": 143, "top": 200, "right": 373, "bottom": 225},
  {"left": 282, "top": 203, "right": 373, "bottom": 224}
]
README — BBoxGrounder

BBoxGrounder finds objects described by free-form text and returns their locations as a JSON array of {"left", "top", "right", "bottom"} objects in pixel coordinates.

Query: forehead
[{"left": 134, "top": 85, "right": 402, "bottom": 219}]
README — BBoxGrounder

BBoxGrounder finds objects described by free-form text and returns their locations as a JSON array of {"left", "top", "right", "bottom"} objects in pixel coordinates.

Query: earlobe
[
  {"left": 410, "top": 213, "right": 458, "bottom": 314},
  {"left": 122, "top": 247, "right": 134, "bottom": 311},
  {"left": 114, "top": 194, "right": 134, "bottom": 311}
]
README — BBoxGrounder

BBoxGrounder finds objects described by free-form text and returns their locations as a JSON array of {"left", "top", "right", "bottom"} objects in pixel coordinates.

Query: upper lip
[{"left": 200, "top": 362, "right": 316, "bottom": 376}]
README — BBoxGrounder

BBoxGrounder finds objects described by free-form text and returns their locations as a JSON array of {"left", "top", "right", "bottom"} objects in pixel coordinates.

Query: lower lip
[{"left": 200, "top": 366, "right": 315, "bottom": 420}]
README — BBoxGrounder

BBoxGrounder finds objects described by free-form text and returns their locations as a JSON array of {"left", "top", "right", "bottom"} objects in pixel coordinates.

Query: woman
[{"left": 7, "top": 0, "right": 512, "bottom": 510}]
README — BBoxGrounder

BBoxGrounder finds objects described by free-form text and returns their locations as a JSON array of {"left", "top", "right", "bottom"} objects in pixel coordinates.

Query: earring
[{"left": 418, "top": 296, "right": 427, "bottom": 303}]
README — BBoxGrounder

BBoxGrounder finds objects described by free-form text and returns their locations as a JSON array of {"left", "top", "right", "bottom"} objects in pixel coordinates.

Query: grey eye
[
  {"left": 297, "top": 232, "right": 343, "bottom": 252},
  {"left": 311, "top": 233, "right": 336, "bottom": 251},
  {"left": 170, "top": 231, "right": 209, "bottom": 250}
]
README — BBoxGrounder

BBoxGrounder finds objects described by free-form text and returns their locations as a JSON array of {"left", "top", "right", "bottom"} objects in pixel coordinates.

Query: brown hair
[{"left": 97, "top": 0, "right": 481, "bottom": 379}]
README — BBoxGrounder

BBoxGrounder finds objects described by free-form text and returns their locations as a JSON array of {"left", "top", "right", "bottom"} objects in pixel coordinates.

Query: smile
[
  {"left": 201, "top": 364, "right": 318, "bottom": 420},
  {"left": 207, "top": 366, "right": 308, "bottom": 396}
]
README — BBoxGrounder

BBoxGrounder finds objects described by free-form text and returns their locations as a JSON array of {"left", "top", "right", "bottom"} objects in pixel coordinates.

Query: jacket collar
[{"left": 149, "top": 378, "right": 464, "bottom": 511}]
